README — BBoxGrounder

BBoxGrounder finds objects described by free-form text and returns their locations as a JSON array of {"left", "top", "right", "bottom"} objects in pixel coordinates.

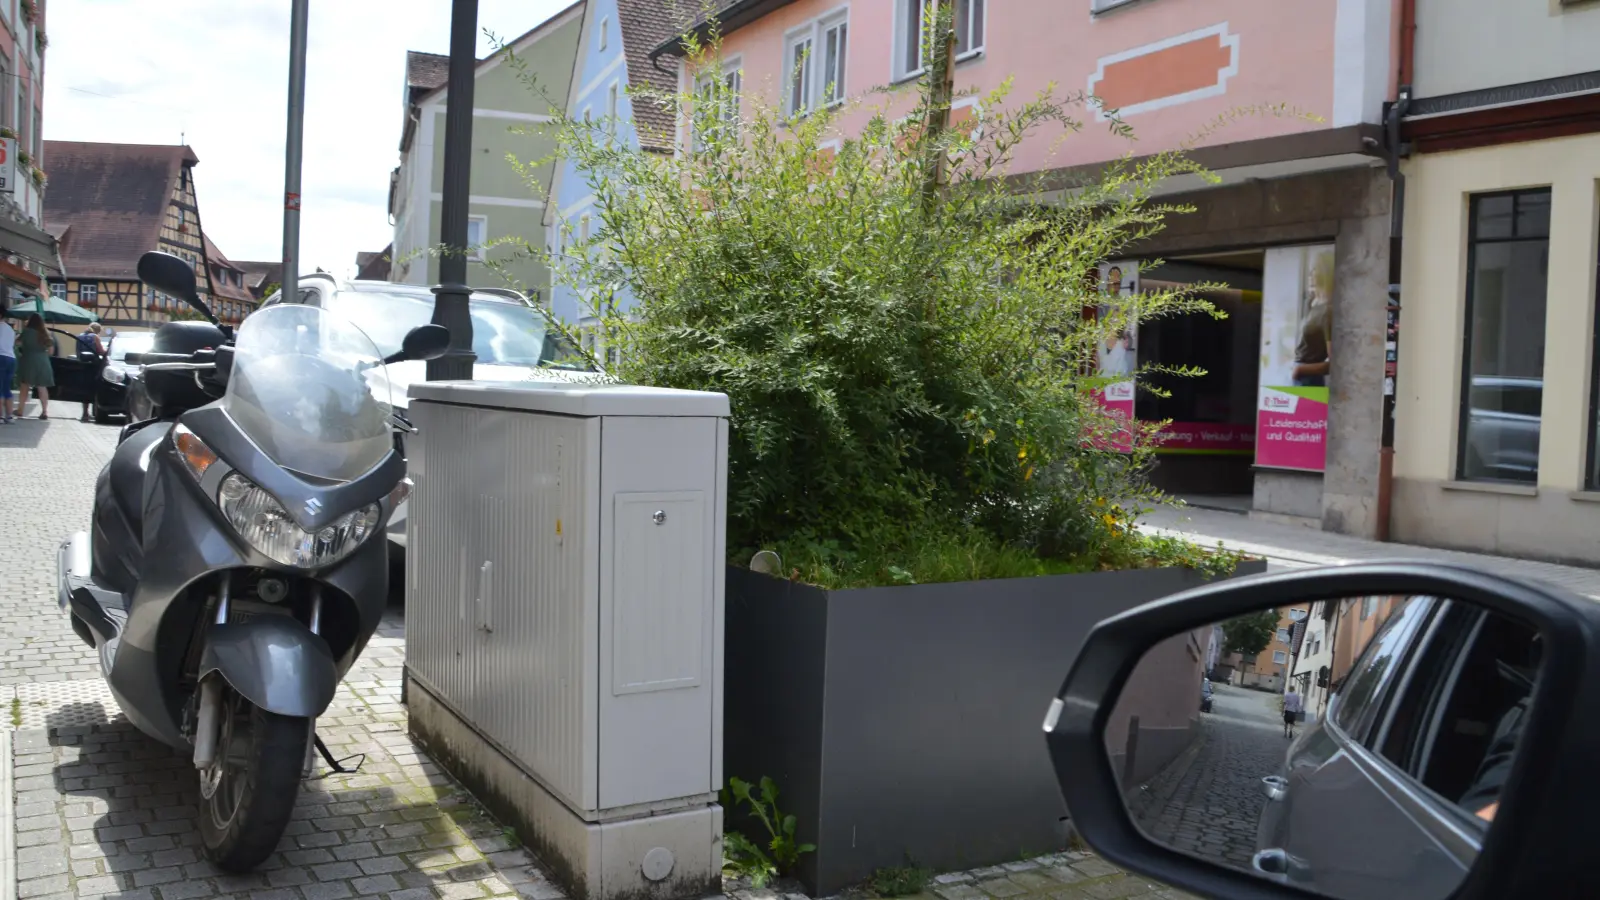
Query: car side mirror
[
  {"left": 1043, "top": 563, "right": 1600, "bottom": 900},
  {"left": 384, "top": 324, "right": 450, "bottom": 365}
]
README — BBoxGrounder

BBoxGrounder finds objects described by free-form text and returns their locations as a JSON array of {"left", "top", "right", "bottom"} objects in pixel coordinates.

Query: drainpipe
[{"left": 1376, "top": 0, "right": 1417, "bottom": 542}]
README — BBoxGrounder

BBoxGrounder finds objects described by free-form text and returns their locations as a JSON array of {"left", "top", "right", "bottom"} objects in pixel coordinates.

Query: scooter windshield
[{"left": 222, "top": 304, "right": 394, "bottom": 483}]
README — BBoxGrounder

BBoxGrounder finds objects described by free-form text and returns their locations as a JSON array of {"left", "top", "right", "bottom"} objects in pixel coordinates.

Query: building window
[
  {"left": 49, "top": 282, "right": 64, "bottom": 300},
  {"left": 1287, "top": 608, "right": 1307, "bottom": 621},
  {"left": 694, "top": 62, "right": 742, "bottom": 151},
  {"left": 1586, "top": 225, "right": 1600, "bottom": 488},
  {"left": 785, "top": 12, "right": 848, "bottom": 116},
  {"left": 598, "top": 17, "right": 609, "bottom": 51},
  {"left": 1273, "top": 650, "right": 1288, "bottom": 665},
  {"left": 1276, "top": 628, "right": 1290, "bottom": 643},
  {"left": 466, "top": 215, "right": 488, "bottom": 261},
  {"left": 579, "top": 214, "right": 591, "bottom": 244},
  {"left": 896, "top": 0, "right": 985, "bottom": 81},
  {"left": 78, "top": 283, "right": 97, "bottom": 306},
  {"left": 606, "top": 81, "right": 619, "bottom": 133},
  {"left": 1458, "top": 189, "right": 1550, "bottom": 484}
]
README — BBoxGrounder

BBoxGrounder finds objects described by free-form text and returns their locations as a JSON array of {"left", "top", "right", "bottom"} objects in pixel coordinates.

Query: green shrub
[{"left": 535, "top": 7, "right": 1264, "bottom": 587}]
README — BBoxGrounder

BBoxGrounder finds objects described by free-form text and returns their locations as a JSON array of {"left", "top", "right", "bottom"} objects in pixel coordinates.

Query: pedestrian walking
[
  {"left": 0, "top": 302, "right": 15, "bottom": 423},
  {"left": 14, "top": 311, "right": 54, "bottom": 419},
  {"left": 1282, "top": 685, "right": 1303, "bottom": 738},
  {"left": 75, "top": 322, "right": 107, "bottom": 421}
]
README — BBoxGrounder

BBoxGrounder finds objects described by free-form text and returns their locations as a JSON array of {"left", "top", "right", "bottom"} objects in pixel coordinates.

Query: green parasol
[{"left": 2, "top": 292, "right": 99, "bottom": 325}]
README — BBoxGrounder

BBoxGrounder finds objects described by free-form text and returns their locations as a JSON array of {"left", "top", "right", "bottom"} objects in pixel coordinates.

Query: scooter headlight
[{"left": 216, "top": 472, "right": 382, "bottom": 569}]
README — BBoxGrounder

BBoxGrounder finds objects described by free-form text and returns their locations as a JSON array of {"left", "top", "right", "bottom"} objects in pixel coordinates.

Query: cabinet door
[{"left": 598, "top": 417, "right": 718, "bottom": 809}]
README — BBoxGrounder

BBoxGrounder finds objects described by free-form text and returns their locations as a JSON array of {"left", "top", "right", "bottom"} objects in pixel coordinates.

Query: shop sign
[
  {"left": 1154, "top": 421, "right": 1256, "bottom": 455},
  {"left": 1256, "top": 244, "right": 1334, "bottom": 471}
]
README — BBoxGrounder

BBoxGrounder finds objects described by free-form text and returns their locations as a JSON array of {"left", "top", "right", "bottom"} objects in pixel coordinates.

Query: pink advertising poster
[
  {"left": 1094, "top": 261, "right": 1139, "bottom": 451},
  {"left": 1257, "top": 245, "right": 1334, "bottom": 472}
]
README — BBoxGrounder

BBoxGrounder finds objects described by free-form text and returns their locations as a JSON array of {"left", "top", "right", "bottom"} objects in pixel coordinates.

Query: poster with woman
[
  {"left": 1094, "top": 261, "right": 1139, "bottom": 450},
  {"left": 1257, "top": 245, "right": 1334, "bottom": 471}
]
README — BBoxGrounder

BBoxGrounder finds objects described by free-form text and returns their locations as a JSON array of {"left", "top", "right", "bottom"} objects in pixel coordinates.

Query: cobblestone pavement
[
  {"left": 4, "top": 419, "right": 1188, "bottom": 900},
  {"left": 1124, "top": 685, "right": 1288, "bottom": 872},
  {"left": 1141, "top": 504, "right": 1600, "bottom": 598}
]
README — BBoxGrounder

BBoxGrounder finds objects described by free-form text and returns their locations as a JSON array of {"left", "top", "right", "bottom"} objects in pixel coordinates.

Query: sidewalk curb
[{"left": 1, "top": 729, "right": 15, "bottom": 900}]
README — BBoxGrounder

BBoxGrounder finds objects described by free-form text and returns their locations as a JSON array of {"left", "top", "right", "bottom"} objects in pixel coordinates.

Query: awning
[{"left": 0, "top": 215, "right": 60, "bottom": 275}]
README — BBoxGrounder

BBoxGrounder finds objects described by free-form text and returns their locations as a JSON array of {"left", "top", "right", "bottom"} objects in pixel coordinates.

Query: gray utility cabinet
[{"left": 404, "top": 379, "right": 729, "bottom": 900}]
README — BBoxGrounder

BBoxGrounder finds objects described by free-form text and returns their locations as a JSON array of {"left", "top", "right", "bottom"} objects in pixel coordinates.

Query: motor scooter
[{"left": 57, "top": 251, "right": 449, "bottom": 870}]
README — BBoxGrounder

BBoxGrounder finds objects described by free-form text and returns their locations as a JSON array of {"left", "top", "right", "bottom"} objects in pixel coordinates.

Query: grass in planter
[{"left": 765, "top": 523, "right": 1243, "bottom": 590}]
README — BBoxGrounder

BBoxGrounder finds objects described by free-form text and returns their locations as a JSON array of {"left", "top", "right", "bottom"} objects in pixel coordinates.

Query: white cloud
[{"left": 43, "top": 0, "right": 572, "bottom": 278}]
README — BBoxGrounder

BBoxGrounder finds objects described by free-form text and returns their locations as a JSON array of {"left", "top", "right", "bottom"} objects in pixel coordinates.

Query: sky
[{"left": 44, "top": 0, "right": 572, "bottom": 277}]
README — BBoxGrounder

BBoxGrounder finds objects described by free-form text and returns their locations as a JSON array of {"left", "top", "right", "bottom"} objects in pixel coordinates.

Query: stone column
[{"left": 1322, "top": 169, "right": 1393, "bottom": 538}]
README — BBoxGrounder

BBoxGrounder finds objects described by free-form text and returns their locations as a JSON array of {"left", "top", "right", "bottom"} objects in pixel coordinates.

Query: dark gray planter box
[{"left": 724, "top": 560, "right": 1268, "bottom": 895}]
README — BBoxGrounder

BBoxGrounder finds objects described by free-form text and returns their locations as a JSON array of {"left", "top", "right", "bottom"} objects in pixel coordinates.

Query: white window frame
[
  {"left": 1273, "top": 650, "right": 1288, "bottom": 665},
  {"left": 783, "top": 7, "right": 849, "bottom": 118},
  {"left": 606, "top": 81, "right": 619, "bottom": 126},
  {"left": 1288, "top": 608, "right": 1307, "bottom": 621},
  {"left": 466, "top": 215, "right": 488, "bottom": 261},
  {"left": 78, "top": 282, "right": 97, "bottom": 305},
  {"left": 694, "top": 58, "right": 743, "bottom": 150},
  {"left": 894, "top": 0, "right": 986, "bottom": 83},
  {"left": 1276, "top": 628, "right": 1290, "bottom": 643},
  {"left": 598, "top": 16, "right": 609, "bottom": 51}
]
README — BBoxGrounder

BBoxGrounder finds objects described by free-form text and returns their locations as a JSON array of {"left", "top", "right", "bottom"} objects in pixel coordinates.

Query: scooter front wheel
[{"left": 198, "top": 688, "right": 309, "bottom": 872}]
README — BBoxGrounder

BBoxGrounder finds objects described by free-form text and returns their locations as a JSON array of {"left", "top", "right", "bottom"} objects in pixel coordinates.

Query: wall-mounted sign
[
  {"left": 0, "top": 137, "right": 15, "bottom": 194},
  {"left": 1257, "top": 245, "right": 1334, "bottom": 472}
]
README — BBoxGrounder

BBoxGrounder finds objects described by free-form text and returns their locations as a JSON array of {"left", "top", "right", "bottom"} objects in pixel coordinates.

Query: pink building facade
[{"left": 654, "top": 0, "right": 1406, "bottom": 539}]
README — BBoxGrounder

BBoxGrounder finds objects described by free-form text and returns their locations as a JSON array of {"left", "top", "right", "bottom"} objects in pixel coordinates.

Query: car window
[
  {"left": 324, "top": 289, "right": 592, "bottom": 370},
  {"left": 1332, "top": 596, "right": 1437, "bottom": 743},
  {"left": 1378, "top": 606, "right": 1539, "bottom": 817},
  {"left": 108, "top": 333, "right": 155, "bottom": 362}
]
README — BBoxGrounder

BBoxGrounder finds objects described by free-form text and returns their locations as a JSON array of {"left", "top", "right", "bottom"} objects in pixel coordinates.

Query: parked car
[
  {"left": 91, "top": 330, "right": 155, "bottom": 421},
  {"left": 255, "top": 276, "right": 600, "bottom": 563},
  {"left": 1200, "top": 678, "right": 1214, "bottom": 713},
  {"left": 1462, "top": 375, "right": 1541, "bottom": 482}
]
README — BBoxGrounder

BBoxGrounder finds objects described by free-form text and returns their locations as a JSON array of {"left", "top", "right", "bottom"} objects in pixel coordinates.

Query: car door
[
  {"left": 47, "top": 328, "right": 95, "bottom": 403},
  {"left": 1254, "top": 596, "right": 1471, "bottom": 897}
]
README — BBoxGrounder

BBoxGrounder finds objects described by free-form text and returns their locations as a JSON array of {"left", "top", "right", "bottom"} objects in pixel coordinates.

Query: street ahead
[{"left": 1125, "top": 683, "right": 1290, "bottom": 870}]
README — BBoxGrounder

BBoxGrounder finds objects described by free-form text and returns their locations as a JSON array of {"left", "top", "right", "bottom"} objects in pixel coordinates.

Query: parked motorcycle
[{"left": 57, "top": 251, "right": 448, "bottom": 870}]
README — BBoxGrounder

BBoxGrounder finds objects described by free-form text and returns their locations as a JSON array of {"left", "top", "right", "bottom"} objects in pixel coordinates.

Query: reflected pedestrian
[
  {"left": 14, "top": 312, "right": 53, "bottom": 419},
  {"left": 1283, "top": 685, "right": 1303, "bottom": 738}
]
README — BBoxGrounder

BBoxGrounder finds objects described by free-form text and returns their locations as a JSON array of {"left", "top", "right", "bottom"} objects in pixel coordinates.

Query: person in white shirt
[
  {"left": 0, "top": 303, "right": 16, "bottom": 424},
  {"left": 1283, "top": 685, "right": 1304, "bottom": 738}
]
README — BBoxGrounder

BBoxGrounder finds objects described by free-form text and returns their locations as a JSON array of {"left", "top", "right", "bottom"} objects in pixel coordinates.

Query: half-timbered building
[{"left": 41, "top": 141, "right": 217, "bottom": 330}]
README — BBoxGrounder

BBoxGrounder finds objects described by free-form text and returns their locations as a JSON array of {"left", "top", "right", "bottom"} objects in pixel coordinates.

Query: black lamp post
[{"left": 427, "top": 0, "right": 479, "bottom": 381}]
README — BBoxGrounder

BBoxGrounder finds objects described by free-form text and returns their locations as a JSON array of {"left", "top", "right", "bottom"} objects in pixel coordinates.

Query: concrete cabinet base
[{"left": 409, "top": 678, "right": 724, "bottom": 900}]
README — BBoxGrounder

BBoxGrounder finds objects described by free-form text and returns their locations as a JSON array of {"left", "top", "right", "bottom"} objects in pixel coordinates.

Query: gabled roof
[
  {"left": 232, "top": 260, "right": 284, "bottom": 297},
  {"left": 614, "top": 0, "right": 696, "bottom": 151},
  {"left": 650, "top": 0, "right": 763, "bottom": 59},
  {"left": 43, "top": 141, "right": 200, "bottom": 280},
  {"left": 202, "top": 232, "right": 255, "bottom": 304},
  {"left": 355, "top": 245, "right": 393, "bottom": 281},
  {"left": 407, "top": 50, "right": 451, "bottom": 101}
]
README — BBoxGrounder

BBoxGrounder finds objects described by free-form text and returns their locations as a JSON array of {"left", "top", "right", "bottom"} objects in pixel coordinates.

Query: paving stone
[
  {"left": 977, "top": 879, "right": 1029, "bottom": 899},
  {"left": 935, "top": 884, "right": 991, "bottom": 900}
]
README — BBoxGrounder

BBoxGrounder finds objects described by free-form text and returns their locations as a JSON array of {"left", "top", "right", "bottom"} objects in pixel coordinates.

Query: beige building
[{"left": 1390, "top": 0, "right": 1600, "bottom": 563}]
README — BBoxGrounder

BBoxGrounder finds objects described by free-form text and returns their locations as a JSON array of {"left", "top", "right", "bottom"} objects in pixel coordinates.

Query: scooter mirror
[
  {"left": 388, "top": 324, "right": 450, "bottom": 364},
  {"left": 137, "top": 251, "right": 219, "bottom": 327}
]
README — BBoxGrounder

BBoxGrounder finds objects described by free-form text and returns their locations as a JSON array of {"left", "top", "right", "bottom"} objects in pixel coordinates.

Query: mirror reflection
[{"left": 1105, "top": 595, "right": 1540, "bottom": 900}]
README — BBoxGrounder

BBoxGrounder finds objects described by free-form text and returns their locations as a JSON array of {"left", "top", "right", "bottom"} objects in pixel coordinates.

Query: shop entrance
[{"left": 1137, "top": 250, "right": 1264, "bottom": 504}]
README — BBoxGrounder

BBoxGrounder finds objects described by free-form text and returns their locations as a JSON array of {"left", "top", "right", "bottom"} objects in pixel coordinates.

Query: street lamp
[{"left": 427, "top": 0, "right": 479, "bottom": 381}]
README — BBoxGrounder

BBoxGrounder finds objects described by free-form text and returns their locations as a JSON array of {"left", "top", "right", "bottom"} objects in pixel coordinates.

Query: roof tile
[{"left": 42, "top": 141, "right": 198, "bottom": 280}]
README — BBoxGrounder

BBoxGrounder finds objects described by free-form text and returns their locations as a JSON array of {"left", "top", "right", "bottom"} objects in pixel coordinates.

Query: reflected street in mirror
[{"left": 1104, "top": 595, "right": 1541, "bottom": 900}]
